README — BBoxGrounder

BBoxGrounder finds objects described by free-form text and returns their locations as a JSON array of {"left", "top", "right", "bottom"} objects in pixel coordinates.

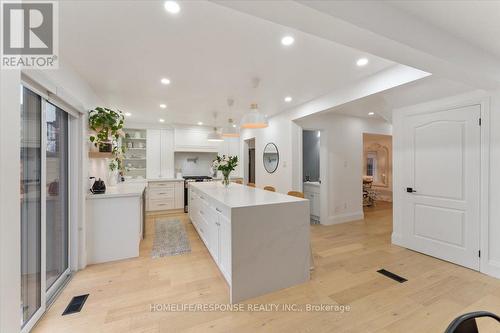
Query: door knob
[{"left": 406, "top": 187, "right": 417, "bottom": 193}]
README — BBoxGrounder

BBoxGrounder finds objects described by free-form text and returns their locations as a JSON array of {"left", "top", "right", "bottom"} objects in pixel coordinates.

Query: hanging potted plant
[{"left": 88, "top": 107, "right": 127, "bottom": 177}]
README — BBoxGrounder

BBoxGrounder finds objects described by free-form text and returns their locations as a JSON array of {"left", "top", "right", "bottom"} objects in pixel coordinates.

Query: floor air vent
[
  {"left": 377, "top": 269, "right": 408, "bottom": 283},
  {"left": 62, "top": 294, "right": 89, "bottom": 316}
]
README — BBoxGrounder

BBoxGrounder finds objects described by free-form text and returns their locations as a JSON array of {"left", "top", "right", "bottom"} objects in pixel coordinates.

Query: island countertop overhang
[{"left": 188, "top": 182, "right": 307, "bottom": 209}]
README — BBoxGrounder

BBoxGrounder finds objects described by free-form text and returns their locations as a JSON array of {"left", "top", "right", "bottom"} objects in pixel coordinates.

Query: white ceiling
[
  {"left": 331, "top": 76, "right": 474, "bottom": 121},
  {"left": 388, "top": 1, "right": 500, "bottom": 58},
  {"left": 59, "top": 0, "right": 395, "bottom": 125}
]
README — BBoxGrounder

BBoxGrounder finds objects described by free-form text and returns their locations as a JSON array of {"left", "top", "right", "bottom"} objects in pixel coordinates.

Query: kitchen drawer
[
  {"left": 148, "top": 198, "right": 175, "bottom": 211},
  {"left": 149, "top": 181, "right": 177, "bottom": 189},
  {"left": 149, "top": 187, "right": 175, "bottom": 199}
]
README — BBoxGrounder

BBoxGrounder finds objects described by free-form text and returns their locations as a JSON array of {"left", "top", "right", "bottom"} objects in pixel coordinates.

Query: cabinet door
[
  {"left": 174, "top": 127, "right": 220, "bottom": 152},
  {"left": 174, "top": 181, "right": 183, "bottom": 209},
  {"left": 146, "top": 129, "right": 162, "bottom": 178},
  {"left": 312, "top": 193, "right": 320, "bottom": 217},
  {"left": 218, "top": 213, "right": 231, "bottom": 282},
  {"left": 160, "top": 129, "right": 174, "bottom": 178}
]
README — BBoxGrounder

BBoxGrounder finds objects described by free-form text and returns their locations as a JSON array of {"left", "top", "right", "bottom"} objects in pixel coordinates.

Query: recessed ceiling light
[
  {"left": 284, "top": 96, "right": 292, "bottom": 103},
  {"left": 160, "top": 78, "right": 171, "bottom": 85},
  {"left": 124, "top": 112, "right": 132, "bottom": 117},
  {"left": 357, "top": 58, "right": 369, "bottom": 67},
  {"left": 160, "top": 104, "right": 167, "bottom": 109},
  {"left": 197, "top": 121, "right": 203, "bottom": 126},
  {"left": 232, "top": 124, "right": 237, "bottom": 128},
  {"left": 368, "top": 112, "right": 375, "bottom": 116},
  {"left": 281, "top": 35, "right": 295, "bottom": 46},
  {"left": 164, "top": 1, "right": 180, "bottom": 14},
  {"left": 159, "top": 118, "right": 165, "bottom": 123}
]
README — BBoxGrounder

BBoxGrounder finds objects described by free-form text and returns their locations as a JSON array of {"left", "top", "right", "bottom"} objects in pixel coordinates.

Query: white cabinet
[
  {"left": 304, "top": 183, "right": 320, "bottom": 221},
  {"left": 218, "top": 213, "right": 231, "bottom": 281},
  {"left": 188, "top": 186, "right": 231, "bottom": 284},
  {"left": 218, "top": 137, "right": 241, "bottom": 177},
  {"left": 146, "top": 129, "right": 174, "bottom": 179},
  {"left": 147, "top": 180, "right": 184, "bottom": 211},
  {"left": 174, "top": 127, "right": 221, "bottom": 152}
]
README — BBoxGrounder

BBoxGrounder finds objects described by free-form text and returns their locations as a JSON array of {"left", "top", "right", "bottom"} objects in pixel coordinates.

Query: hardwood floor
[{"left": 33, "top": 202, "right": 500, "bottom": 332}]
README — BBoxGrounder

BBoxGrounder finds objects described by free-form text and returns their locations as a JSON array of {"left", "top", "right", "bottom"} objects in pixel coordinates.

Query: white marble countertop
[
  {"left": 123, "top": 177, "right": 183, "bottom": 183},
  {"left": 87, "top": 182, "right": 146, "bottom": 200},
  {"left": 190, "top": 182, "right": 306, "bottom": 208},
  {"left": 303, "top": 181, "right": 321, "bottom": 187},
  {"left": 147, "top": 178, "right": 184, "bottom": 182}
]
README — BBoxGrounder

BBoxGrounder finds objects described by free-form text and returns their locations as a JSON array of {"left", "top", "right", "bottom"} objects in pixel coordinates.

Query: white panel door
[
  {"left": 146, "top": 129, "right": 161, "bottom": 179},
  {"left": 403, "top": 105, "right": 481, "bottom": 270}
]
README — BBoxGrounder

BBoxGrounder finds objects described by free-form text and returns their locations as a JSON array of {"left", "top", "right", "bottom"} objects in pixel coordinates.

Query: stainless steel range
[{"left": 183, "top": 176, "right": 213, "bottom": 212}]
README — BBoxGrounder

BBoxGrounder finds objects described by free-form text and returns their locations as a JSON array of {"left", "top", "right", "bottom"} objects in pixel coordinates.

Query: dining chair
[
  {"left": 263, "top": 186, "right": 276, "bottom": 192},
  {"left": 247, "top": 183, "right": 256, "bottom": 188},
  {"left": 445, "top": 311, "right": 500, "bottom": 333}
]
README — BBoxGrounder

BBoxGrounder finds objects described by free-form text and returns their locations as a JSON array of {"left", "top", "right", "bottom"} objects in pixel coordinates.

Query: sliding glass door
[
  {"left": 20, "top": 85, "right": 72, "bottom": 330},
  {"left": 20, "top": 86, "right": 43, "bottom": 327},
  {"left": 45, "top": 102, "right": 69, "bottom": 295}
]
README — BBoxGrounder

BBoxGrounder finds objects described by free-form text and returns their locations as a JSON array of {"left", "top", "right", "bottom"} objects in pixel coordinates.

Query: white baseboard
[
  {"left": 391, "top": 232, "right": 404, "bottom": 246},
  {"left": 322, "top": 211, "right": 364, "bottom": 225},
  {"left": 482, "top": 259, "right": 500, "bottom": 279}
]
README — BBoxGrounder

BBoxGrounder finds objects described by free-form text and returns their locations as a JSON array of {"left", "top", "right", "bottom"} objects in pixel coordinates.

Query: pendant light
[
  {"left": 241, "top": 78, "right": 268, "bottom": 129},
  {"left": 222, "top": 98, "right": 240, "bottom": 138},
  {"left": 207, "top": 112, "right": 224, "bottom": 142}
]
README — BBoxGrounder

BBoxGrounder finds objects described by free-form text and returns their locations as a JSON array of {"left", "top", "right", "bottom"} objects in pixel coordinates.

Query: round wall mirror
[{"left": 263, "top": 143, "right": 279, "bottom": 173}]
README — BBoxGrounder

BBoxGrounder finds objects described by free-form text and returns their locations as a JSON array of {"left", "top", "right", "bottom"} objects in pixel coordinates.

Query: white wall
[
  {"left": 485, "top": 90, "right": 500, "bottom": 278},
  {"left": 241, "top": 112, "right": 300, "bottom": 193},
  {"left": 298, "top": 114, "right": 392, "bottom": 224},
  {"left": 0, "top": 70, "right": 22, "bottom": 333}
]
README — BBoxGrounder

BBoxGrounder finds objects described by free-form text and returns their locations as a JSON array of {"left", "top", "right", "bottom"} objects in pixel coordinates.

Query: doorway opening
[
  {"left": 362, "top": 133, "right": 393, "bottom": 221},
  {"left": 244, "top": 138, "right": 255, "bottom": 185},
  {"left": 303, "top": 130, "right": 321, "bottom": 224}
]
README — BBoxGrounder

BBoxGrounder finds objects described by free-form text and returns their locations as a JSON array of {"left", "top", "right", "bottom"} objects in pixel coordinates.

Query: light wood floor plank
[{"left": 33, "top": 202, "right": 500, "bottom": 332}]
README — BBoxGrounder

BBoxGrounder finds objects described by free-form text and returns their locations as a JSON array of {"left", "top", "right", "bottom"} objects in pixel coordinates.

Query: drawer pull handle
[
  {"left": 200, "top": 196, "right": 205, "bottom": 200},
  {"left": 216, "top": 208, "right": 222, "bottom": 213}
]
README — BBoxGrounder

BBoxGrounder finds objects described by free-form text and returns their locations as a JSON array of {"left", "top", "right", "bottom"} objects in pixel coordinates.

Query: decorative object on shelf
[
  {"left": 207, "top": 112, "right": 224, "bottom": 142},
  {"left": 241, "top": 78, "right": 268, "bottom": 129},
  {"left": 212, "top": 155, "right": 238, "bottom": 188},
  {"left": 263, "top": 143, "right": 279, "bottom": 173},
  {"left": 222, "top": 98, "right": 240, "bottom": 137},
  {"left": 88, "top": 107, "right": 127, "bottom": 171}
]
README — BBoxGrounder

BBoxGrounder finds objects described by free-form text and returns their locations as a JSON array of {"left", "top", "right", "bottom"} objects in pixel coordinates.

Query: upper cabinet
[
  {"left": 174, "top": 127, "right": 221, "bottom": 152},
  {"left": 146, "top": 129, "right": 174, "bottom": 179},
  {"left": 218, "top": 137, "right": 241, "bottom": 177}
]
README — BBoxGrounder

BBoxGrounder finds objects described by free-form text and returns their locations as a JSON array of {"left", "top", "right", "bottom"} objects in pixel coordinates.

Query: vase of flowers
[{"left": 212, "top": 155, "right": 238, "bottom": 188}]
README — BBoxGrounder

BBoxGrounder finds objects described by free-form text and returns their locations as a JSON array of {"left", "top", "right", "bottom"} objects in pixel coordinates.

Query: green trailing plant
[{"left": 88, "top": 107, "right": 126, "bottom": 171}]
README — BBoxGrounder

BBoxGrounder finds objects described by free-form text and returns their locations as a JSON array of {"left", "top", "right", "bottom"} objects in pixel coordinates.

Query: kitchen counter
[
  {"left": 86, "top": 182, "right": 147, "bottom": 200},
  {"left": 189, "top": 181, "right": 310, "bottom": 303},
  {"left": 86, "top": 182, "right": 146, "bottom": 265},
  {"left": 190, "top": 182, "right": 305, "bottom": 208}
]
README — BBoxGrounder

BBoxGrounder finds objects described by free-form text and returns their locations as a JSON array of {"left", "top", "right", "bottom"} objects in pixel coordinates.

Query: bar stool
[
  {"left": 263, "top": 186, "right": 276, "bottom": 192},
  {"left": 247, "top": 183, "right": 256, "bottom": 188}
]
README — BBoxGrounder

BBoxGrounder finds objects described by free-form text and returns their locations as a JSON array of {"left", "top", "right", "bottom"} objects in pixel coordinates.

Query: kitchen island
[
  {"left": 189, "top": 182, "right": 310, "bottom": 303},
  {"left": 86, "top": 182, "right": 146, "bottom": 265}
]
